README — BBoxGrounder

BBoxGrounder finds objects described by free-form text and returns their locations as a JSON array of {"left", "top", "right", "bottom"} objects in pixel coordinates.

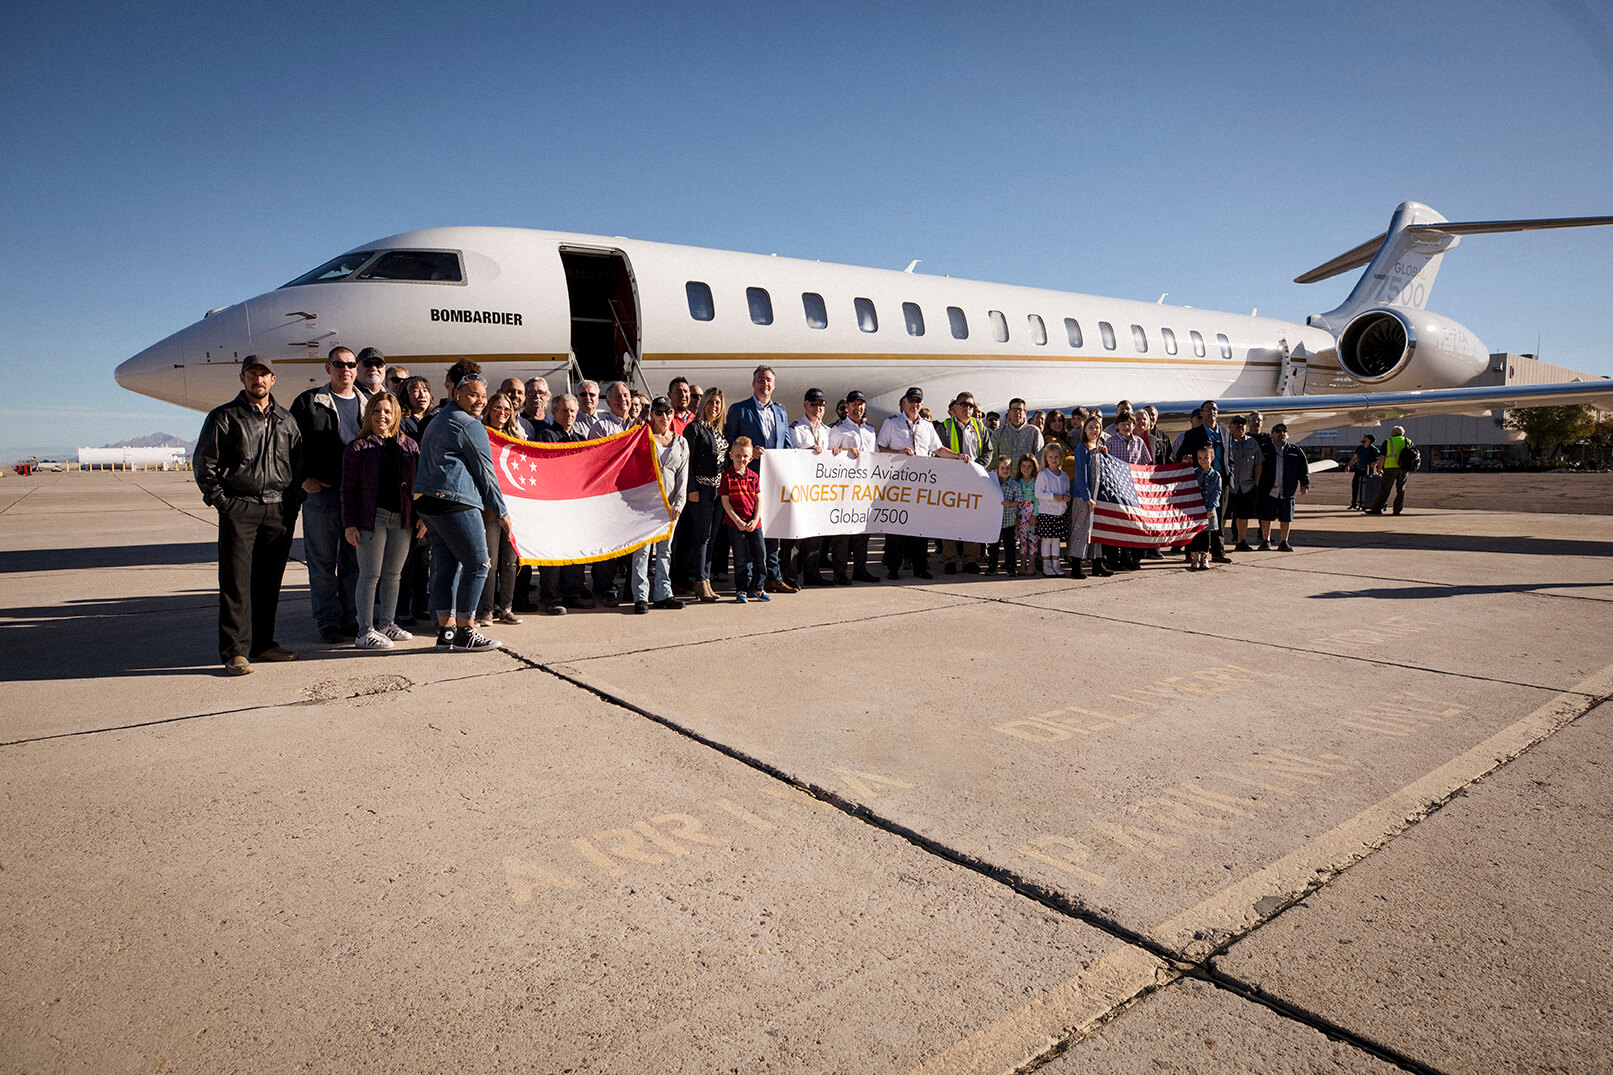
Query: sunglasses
[{"left": 329, "top": 360, "right": 357, "bottom": 369}]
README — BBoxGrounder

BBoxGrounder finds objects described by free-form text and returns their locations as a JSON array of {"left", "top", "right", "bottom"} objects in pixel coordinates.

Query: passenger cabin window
[
  {"left": 1162, "top": 328, "right": 1178, "bottom": 355},
  {"left": 1190, "top": 330, "right": 1206, "bottom": 357},
  {"left": 1064, "top": 318, "right": 1083, "bottom": 348},
  {"left": 281, "top": 251, "right": 377, "bottom": 287},
  {"left": 988, "top": 310, "right": 1009, "bottom": 343},
  {"left": 1217, "top": 333, "right": 1233, "bottom": 359},
  {"left": 1028, "top": 314, "right": 1047, "bottom": 345},
  {"left": 686, "top": 281, "right": 715, "bottom": 322},
  {"left": 948, "top": 306, "right": 969, "bottom": 340},
  {"left": 903, "top": 301, "right": 925, "bottom": 336},
  {"left": 802, "top": 292, "right": 828, "bottom": 329},
  {"left": 353, "top": 250, "right": 463, "bottom": 282},
  {"left": 855, "top": 297, "right": 879, "bottom": 333},
  {"left": 747, "top": 287, "right": 773, "bottom": 326},
  {"left": 1130, "top": 324, "right": 1148, "bottom": 352},
  {"left": 1099, "top": 321, "right": 1117, "bottom": 350}
]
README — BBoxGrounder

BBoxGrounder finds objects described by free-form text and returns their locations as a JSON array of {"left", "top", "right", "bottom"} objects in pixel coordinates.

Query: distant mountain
[{"left": 103, "top": 433, "right": 196, "bottom": 453}]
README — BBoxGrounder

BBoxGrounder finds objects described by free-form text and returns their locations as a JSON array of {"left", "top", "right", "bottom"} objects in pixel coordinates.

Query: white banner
[{"left": 759, "top": 449, "right": 1003, "bottom": 543}]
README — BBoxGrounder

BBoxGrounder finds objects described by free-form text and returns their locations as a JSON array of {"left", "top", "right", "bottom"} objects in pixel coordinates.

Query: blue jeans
[
  {"left": 302, "top": 486, "right": 359, "bottom": 630},
  {"left": 355, "top": 507, "right": 412, "bottom": 630},
  {"left": 424, "top": 508, "right": 490, "bottom": 619},
  {"left": 630, "top": 538, "right": 673, "bottom": 603},
  {"left": 730, "top": 527, "right": 766, "bottom": 594}
]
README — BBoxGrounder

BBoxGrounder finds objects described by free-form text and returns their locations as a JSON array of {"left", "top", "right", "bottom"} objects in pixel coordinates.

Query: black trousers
[
  {"left": 217, "top": 499, "right": 295, "bottom": 663},
  {"left": 1372, "top": 470, "right": 1410, "bottom": 513},
  {"left": 784, "top": 536, "right": 825, "bottom": 583},
  {"left": 540, "top": 564, "right": 587, "bottom": 606},
  {"left": 830, "top": 533, "right": 871, "bottom": 580},
  {"left": 882, "top": 534, "right": 928, "bottom": 575}
]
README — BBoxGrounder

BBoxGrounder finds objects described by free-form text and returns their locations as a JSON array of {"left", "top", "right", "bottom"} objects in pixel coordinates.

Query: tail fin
[{"left": 1301, "top": 202, "right": 1613, "bottom": 332}]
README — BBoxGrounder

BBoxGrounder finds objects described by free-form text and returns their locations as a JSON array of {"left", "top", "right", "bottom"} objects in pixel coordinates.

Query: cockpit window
[
  {"left": 278, "top": 249, "right": 464, "bottom": 287},
  {"left": 354, "top": 250, "right": 463, "bottom": 282},
  {"left": 280, "top": 251, "right": 376, "bottom": 287}
]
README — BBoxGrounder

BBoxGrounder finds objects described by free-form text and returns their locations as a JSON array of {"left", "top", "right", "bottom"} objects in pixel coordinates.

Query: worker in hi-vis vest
[{"left": 1366, "top": 425, "right": 1413, "bottom": 516}]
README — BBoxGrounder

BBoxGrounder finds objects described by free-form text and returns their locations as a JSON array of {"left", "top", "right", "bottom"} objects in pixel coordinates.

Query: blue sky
[{"left": 2, "top": 0, "right": 1610, "bottom": 459}]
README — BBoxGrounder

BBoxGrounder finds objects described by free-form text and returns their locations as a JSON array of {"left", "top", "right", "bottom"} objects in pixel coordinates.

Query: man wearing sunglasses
[{"left": 291, "top": 345, "right": 374, "bottom": 642}]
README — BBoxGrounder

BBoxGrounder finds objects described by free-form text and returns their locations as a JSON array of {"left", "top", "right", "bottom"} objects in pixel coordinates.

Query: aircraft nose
[{"left": 116, "top": 333, "right": 186, "bottom": 406}]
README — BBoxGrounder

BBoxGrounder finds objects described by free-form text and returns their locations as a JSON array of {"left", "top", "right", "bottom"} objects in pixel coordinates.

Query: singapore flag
[{"left": 488, "top": 425, "right": 672, "bottom": 565}]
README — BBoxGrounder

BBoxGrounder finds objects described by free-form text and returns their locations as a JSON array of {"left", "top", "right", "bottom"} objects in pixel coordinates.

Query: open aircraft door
[{"left": 558, "top": 247, "right": 643, "bottom": 393}]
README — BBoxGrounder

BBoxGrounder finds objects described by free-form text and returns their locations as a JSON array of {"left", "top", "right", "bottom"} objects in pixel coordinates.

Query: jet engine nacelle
[{"left": 1335, "top": 307, "right": 1488, "bottom": 389}]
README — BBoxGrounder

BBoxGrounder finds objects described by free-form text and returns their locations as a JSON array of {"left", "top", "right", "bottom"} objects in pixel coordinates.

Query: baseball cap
[
  {"left": 356, "top": 347, "right": 386, "bottom": 367},
  {"left": 241, "top": 354, "right": 273, "bottom": 374},
  {"left": 903, "top": 386, "right": 924, "bottom": 402}
]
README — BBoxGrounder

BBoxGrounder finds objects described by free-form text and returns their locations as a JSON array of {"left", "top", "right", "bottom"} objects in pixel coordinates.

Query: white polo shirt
[{"left": 876, "top": 413, "right": 943, "bottom": 456}]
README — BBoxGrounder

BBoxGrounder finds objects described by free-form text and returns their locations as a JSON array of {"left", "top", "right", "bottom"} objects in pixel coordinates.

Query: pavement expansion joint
[
  {"left": 0, "top": 483, "right": 44, "bottom": 515},
  {"left": 535, "top": 599, "right": 969, "bottom": 664},
  {"left": 995, "top": 598, "right": 1595, "bottom": 695},
  {"left": 1189, "top": 962, "right": 1454, "bottom": 1075}
]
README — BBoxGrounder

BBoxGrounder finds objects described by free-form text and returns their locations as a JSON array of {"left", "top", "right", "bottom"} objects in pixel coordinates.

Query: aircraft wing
[{"left": 1105, "top": 380, "right": 1613, "bottom": 433}]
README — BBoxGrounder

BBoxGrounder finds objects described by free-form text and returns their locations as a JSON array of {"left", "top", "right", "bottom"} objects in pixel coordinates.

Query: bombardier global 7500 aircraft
[{"left": 117, "top": 201, "right": 1613, "bottom": 430}]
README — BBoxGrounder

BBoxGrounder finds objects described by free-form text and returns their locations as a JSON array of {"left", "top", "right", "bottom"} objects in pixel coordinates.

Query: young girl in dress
[
  {"left": 1034, "top": 443, "right": 1072, "bottom": 577},
  {"left": 1013, "top": 453, "right": 1039, "bottom": 575}
]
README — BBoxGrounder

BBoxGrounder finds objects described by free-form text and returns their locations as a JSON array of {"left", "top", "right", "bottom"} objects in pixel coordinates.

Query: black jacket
[
  {"left": 291, "top": 384, "right": 371, "bottom": 487},
  {"left": 535, "top": 425, "right": 586, "bottom": 444},
  {"left": 1257, "top": 441, "right": 1310, "bottom": 499},
  {"left": 196, "top": 391, "right": 304, "bottom": 507}
]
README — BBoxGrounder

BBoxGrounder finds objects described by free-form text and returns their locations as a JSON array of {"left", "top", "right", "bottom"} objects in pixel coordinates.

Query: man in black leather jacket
[{"left": 195, "top": 356, "right": 305, "bottom": 675}]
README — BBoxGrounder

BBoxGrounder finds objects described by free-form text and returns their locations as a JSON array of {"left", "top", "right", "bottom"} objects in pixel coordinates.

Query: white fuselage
[{"left": 118, "top": 226, "right": 1345, "bottom": 419}]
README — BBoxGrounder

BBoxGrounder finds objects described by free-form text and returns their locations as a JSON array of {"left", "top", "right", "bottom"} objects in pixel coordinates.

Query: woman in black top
[
  {"left": 680, "top": 388, "right": 728, "bottom": 603},
  {"left": 341, "top": 392, "right": 423, "bottom": 649}
]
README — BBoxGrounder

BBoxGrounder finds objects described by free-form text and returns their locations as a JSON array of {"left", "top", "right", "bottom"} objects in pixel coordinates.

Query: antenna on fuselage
[
  {"left": 903, "top": 260, "right": 920, "bottom": 273},
  {"left": 1157, "top": 293, "right": 1167, "bottom": 304}
]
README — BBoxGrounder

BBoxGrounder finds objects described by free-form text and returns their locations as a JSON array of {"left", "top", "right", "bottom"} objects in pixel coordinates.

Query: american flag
[{"left": 1092, "top": 456, "right": 1208, "bottom": 548}]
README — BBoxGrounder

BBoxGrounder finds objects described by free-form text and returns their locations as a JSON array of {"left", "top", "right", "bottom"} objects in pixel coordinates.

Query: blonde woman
[
  {"left": 681, "top": 387, "right": 728, "bottom": 602},
  {"left": 341, "top": 392, "right": 424, "bottom": 648}
]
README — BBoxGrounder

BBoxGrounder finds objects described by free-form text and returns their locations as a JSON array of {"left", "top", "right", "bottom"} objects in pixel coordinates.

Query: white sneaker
[
  {"left": 380, "top": 623, "right": 413, "bottom": 642},
  {"left": 355, "top": 628, "right": 393, "bottom": 650}
]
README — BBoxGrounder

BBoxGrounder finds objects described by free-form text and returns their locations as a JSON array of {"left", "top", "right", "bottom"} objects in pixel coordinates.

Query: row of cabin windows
[{"left": 686, "top": 282, "right": 1234, "bottom": 359}]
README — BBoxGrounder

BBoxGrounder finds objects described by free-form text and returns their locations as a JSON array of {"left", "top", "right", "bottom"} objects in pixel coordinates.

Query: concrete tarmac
[{"left": 1, "top": 471, "right": 1609, "bottom": 1073}]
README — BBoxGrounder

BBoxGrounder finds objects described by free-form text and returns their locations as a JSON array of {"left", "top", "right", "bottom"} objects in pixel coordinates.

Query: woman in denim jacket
[{"left": 413, "top": 374, "right": 509, "bottom": 651}]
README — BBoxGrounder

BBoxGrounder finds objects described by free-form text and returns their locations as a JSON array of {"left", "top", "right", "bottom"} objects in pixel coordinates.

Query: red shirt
[
  {"left": 670, "top": 410, "right": 694, "bottom": 435},
  {"left": 719, "top": 466, "right": 759, "bottom": 528}
]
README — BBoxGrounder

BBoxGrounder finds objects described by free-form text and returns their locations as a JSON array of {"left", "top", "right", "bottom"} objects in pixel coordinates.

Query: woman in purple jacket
[{"left": 342, "top": 392, "right": 423, "bottom": 649}]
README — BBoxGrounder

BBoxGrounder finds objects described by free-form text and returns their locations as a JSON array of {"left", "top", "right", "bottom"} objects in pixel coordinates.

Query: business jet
[{"left": 116, "top": 201, "right": 1613, "bottom": 429}]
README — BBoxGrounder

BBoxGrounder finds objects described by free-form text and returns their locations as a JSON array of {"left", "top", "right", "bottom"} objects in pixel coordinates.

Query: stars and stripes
[{"left": 1092, "top": 456, "right": 1208, "bottom": 549}]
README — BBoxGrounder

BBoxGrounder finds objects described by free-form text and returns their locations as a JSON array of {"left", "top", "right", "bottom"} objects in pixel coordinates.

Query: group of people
[
  {"left": 194, "top": 348, "right": 1318, "bottom": 675},
  {"left": 1345, "top": 428, "right": 1418, "bottom": 516}
]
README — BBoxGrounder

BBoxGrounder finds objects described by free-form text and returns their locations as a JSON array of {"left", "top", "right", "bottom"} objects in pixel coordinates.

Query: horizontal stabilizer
[{"left": 1296, "top": 214, "right": 1613, "bottom": 284}]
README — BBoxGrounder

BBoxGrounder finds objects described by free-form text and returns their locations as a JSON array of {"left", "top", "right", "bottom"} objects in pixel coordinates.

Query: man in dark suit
[{"left": 723, "top": 365, "right": 796, "bottom": 592}]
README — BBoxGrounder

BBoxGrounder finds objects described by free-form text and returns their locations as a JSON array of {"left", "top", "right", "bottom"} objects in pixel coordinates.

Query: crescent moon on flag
[{"left": 498, "top": 443, "right": 523, "bottom": 488}]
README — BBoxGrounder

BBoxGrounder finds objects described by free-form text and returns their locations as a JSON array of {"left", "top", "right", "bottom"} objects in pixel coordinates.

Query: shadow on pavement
[
  {"left": 1309, "top": 581, "right": 1612, "bottom": 601},
  {"left": 1296, "top": 527, "right": 1613, "bottom": 558},
  {"left": 0, "top": 542, "right": 219, "bottom": 573}
]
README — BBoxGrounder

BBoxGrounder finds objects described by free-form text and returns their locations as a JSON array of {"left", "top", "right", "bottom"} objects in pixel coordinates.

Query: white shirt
[
  {"left": 828, "top": 418, "right": 877, "bottom": 456},
  {"left": 592, "top": 410, "right": 633, "bottom": 437},
  {"left": 877, "top": 413, "right": 943, "bottom": 456},
  {"left": 752, "top": 396, "right": 775, "bottom": 442},
  {"left": 789, "top": 417, "right": 827, "bottom": 451}
]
